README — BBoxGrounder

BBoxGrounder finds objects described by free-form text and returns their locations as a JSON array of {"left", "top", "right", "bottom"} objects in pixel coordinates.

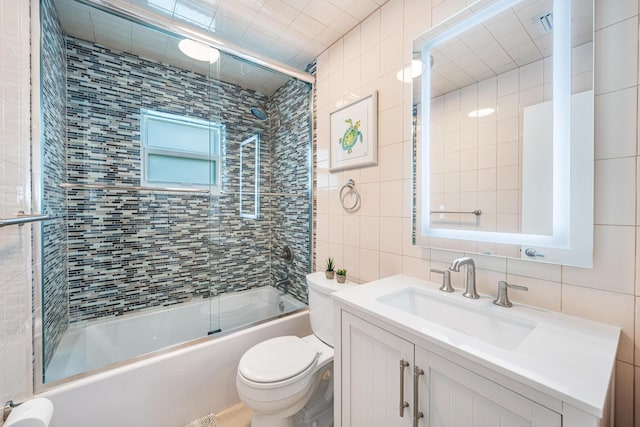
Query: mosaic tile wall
[
  {"left": 269, "top": 78, "right": 313, "bottom": 303},
  {"left": 41, "top": 0, "right": 69, "bottom": 368},
  {"left": 62, "top": 37, "right": 310, "bottom": 322}
]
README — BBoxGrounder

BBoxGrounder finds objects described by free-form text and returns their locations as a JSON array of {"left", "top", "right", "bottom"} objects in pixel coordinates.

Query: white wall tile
[
  {"left": 594, "top": 157, "right": 636, "bottom": 225},
  {"left": 563, "top": 225, "right": 635, "bottom": 294},
  {"left": 595, "top": 0, "right": 638, "bottom": 30},
  {"left": 402, "top": 255, "right": 430, "bottom": 281},
  {"left": 360, "top": 44, "right": 380, "bottom": 83},
  {"left": 506, "top": 258, "right": 561, "bottom": 282},
  {"left": 379, "top": 252, "right": 403, "bottom": 278},
  {"left": 379, "top": 104, "right": 403, "bottom": 145},
  {"left": 505, "top": 275, "right": 561, "bottom": 311},
  {"left": 343, "top": 25, "right": 361, "bottom": 60},
  {"left": 342, "top": 244, "right": 361, "bottom": 281},
  {"left": 562, "top": 284, "right": 635, "bottom": 364},
  {"left": 379, "top": 180, "right": 403, "bottom": 217},
  {"left": 595, "top": 87, "right": 637, "bottom": 160},
  {"left": 474, "top": 268, "right": 505, "bottom": 296},
  {"left": 328, "top": 214, "right": 344, "bottom": 244},
  {"left": 328, "top": 38, "right": 344, "bottom": 73},
  {"left": 595, "top": 16, "right": 638, "bottom": 94},
  {"left": 360, "top": 9, "right": 380, "bottom": 51},
  {"left": 359, "top": 215, "right": 380, "bottom": 250},
  {"left": 379, "top": 70, "right": 404, "bottom": 110},
  {"left": 616, "top": 361, "right": 635, "bottom": 427},
  {"left": 359, "top": 248, "right": 380, "bottom": 282},
  {"left": 343, "top": 58, "right": 362, "bottom": 93},
  {"left": 0, "top": 0, "right": 32, "bottom": 402},
  {"left": 380, "top": 0, "right": 403, "bottom": 41},
  {"left": 378, "top": 142, "right": 404, "bottom": 181},
  {"left": 343, "top": 214, "right": 360, "bottom": 247},
  {"left": 379, "top": 216, "right": 403, "bottom": 255},
  {"left": 636, "top": 296, "right": 640, "bottom": 366}
]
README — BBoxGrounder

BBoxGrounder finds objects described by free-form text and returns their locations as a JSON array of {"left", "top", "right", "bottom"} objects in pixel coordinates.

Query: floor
[{"left": 185, "top": 403, "right": 252, "bottom": 427}]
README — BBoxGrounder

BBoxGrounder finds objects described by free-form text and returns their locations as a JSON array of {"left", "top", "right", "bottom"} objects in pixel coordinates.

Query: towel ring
[{"left": 340, "top": 179, "right": 361, "bottom": 212}]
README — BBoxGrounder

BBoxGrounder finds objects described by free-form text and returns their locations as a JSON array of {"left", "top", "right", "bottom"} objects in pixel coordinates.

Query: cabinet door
[
  {"left": 341, "top": 311, "right": 414, "bottom": 427},
  {"left": 415, "top": 347, "right": 561, "bottom": 427}
]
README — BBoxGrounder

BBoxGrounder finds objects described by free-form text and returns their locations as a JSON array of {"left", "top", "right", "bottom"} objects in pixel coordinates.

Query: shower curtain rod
[{"left": 74, "top": 0, "right": 316, "bottom": 85}]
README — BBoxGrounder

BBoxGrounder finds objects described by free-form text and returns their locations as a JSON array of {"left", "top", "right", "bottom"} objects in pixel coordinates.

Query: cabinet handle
[
  {"left": 399, "top": 359, "right": 410, "bottom": 417},
  {"left": 413, "top": 365, "right": 425, "bottom": 427}
]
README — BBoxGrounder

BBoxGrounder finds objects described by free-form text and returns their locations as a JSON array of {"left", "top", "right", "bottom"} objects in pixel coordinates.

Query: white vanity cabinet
[
  {"left": 339, "top": 311, "right": 413, "bottom": 426},
  {"left": 339, "top": 310, "right": 561, "bottom": 427},
  {"left": 414, "top": 347, "right": 560, "bottom": 427},
  {"left": 333, "top": 275, "right": 620, "bottom": 427}
]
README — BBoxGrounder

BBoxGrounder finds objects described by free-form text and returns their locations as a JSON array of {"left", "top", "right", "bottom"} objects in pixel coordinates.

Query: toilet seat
[{"left": 238, "top": 336, "right": 318, "bottom": 387}]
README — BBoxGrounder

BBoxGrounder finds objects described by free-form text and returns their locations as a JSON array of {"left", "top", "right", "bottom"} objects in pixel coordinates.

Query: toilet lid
[{"left": 239, "top": 336, "right": 318, "bottom": 383}]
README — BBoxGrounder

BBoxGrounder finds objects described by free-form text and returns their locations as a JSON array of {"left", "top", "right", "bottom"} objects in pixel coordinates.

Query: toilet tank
[{"left": 307, "top": 271, "right": 355, "bottom": 347}]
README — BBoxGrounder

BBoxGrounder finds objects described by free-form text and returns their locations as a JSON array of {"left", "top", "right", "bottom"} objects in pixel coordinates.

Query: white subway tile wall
[
  {"left": 315, "top": 0, "right": 640, "bottom": 425},
  {"left": 0, "top": 0, "right": 33, "bottom": 403}
]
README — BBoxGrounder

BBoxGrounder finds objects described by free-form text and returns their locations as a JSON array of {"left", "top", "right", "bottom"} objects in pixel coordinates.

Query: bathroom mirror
[
  {"left": 412, "top": 0, "right": 594, "bottom": 267},
  {"left": 240, "top": 134, "right": 260, "bottom": 219}
]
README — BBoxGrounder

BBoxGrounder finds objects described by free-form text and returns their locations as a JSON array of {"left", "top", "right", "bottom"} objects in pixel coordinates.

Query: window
[{"left": 140, "top": 109, "right": 222, "bottom": 191}]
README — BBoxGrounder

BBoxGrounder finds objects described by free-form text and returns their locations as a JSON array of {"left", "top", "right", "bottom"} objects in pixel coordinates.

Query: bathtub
[
  {"left": 41, "top": 288, "right": 311, "bottom": 427},
  {"left": 46, "top": 286, "right": 305, "bottom": 382}
]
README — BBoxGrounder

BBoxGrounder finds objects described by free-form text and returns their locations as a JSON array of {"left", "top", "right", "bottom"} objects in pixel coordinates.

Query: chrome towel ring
[{"left": 340, "top": 179, "right": 361, "bottom": 212}]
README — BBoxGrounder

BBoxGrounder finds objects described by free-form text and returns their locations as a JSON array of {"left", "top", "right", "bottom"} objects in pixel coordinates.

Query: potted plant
[
  {"left": 325, "top": 257, "right": 335, "bottom": 279},
  {"left": 336, "top": 268, "right": 347, "bottom": 283}
]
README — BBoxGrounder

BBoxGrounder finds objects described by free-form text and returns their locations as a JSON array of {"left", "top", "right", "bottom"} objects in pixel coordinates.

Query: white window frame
[{"left": 140, "top": 109, "right": 222, "bottom": 192}]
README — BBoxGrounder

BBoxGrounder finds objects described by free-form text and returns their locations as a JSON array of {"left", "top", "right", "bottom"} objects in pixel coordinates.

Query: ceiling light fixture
[
  {"left": 178, "top": 38, "right": 220, "bottom": 63},
  {"left": 468, "top": 107, "right": 495, "bottom": 118}
]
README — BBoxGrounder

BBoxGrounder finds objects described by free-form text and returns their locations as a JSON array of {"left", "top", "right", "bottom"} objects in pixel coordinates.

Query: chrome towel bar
[
  {"left": 0, "top": 211, "right": 50, "bottom": 228},
  {"left": 430, "top": 209, "right": 482, "bottom": 216}
]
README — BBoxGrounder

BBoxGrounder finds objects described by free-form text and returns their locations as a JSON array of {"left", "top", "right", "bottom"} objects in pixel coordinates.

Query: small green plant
[
  {"left": 336, "top": 269, "right": 346, "bottom": 276},
  {"left": 326, "top": 257, "right": 335, "bottom": 271}
]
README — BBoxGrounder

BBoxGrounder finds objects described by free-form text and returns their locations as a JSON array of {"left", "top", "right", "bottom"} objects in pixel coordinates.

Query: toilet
[{"left": 236, "top": 271, "right": 354, "bottom": 427}]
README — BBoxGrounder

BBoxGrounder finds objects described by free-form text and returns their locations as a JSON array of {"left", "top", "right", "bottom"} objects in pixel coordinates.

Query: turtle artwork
[{"left": 339, "top": 118, "right": 363, "bottom": 154}]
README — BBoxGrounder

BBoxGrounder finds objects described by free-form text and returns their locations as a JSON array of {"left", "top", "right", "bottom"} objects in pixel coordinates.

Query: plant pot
[
  {"left": 336, "top": 274, "right": 346, "bottom": 284},
  {"left": 325, "top": 270, "right": 335, "bottom": 279}
]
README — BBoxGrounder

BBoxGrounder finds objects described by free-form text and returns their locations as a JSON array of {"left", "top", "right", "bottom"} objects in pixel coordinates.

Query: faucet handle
[
  {"left": 493, "top": 281, "right": 528, "bottom": 307},
  {"left": 430, "top": 268, "right": 454, "bottom": 293}
]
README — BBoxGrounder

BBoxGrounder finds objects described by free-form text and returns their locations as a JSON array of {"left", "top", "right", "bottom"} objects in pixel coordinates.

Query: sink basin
[{"left": 378, "top": 287, "right": 536, "bottom": 351}]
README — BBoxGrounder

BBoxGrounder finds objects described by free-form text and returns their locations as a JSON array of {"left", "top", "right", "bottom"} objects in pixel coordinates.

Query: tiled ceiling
[{"left": 53, "top": 0, "right": 387, "bottom": 86}]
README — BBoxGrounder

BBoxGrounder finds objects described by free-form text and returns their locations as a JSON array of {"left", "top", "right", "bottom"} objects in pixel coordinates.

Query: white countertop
[{"left": 332, "top": 274, "right": 621, "bottom": 418}]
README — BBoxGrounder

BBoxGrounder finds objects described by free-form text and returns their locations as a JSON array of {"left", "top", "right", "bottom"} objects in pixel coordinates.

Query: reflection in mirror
[
  {"left": 412, "top": 0, "right": 594, "bottom": 267},
  {"left": 240, "top": 134, "right": 260, "bottom": 219}
]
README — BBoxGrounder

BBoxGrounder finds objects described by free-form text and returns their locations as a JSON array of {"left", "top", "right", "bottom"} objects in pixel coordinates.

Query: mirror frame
[{"left": 413, "top": 0, "right": 593, "bottom": 267}]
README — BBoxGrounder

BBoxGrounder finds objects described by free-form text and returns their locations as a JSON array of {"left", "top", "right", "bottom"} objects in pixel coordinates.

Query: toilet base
[{"left": 248, "top": 366, "right": 333, "bottom": 427}]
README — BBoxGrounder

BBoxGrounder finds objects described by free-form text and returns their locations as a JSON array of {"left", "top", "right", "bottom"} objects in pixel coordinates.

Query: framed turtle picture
[{"left": 329, "top": 91, "right": 378, "bottom": 171}]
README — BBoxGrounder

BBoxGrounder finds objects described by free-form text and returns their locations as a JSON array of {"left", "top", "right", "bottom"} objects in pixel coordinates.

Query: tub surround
[{"left": 41, "top": 0, "right": 69, "bottom": 369}]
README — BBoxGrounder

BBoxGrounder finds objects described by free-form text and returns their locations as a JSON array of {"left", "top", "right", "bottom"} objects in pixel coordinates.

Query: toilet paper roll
[{"left": 4, "top": 398, "right": 54, "bottom": 427}]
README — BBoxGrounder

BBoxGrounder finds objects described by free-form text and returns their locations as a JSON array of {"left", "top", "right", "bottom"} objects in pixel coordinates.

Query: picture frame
[{"left": 329, "top": 91, "right": 378, "bottom": 171}]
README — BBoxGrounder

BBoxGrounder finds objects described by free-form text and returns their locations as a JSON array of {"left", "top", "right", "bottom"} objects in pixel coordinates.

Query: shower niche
[{"left": 36, "top": 0, "right": 313, "bottom": 387}]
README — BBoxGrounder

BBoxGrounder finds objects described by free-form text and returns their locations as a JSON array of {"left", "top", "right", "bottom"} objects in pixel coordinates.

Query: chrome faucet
[{"left": 449, "top": 257, "right": 479, "bottom": 299}]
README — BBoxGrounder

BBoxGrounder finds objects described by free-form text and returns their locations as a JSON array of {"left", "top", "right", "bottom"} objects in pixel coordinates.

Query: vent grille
[{"left": 533, "top": 11, "right": 553, "bottom": 34}]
